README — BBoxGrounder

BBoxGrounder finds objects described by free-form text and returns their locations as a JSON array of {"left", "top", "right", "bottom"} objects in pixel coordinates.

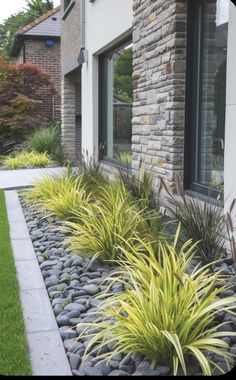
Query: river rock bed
[{"left": 20, "top": 197, "right": 236, "bottom": 376}]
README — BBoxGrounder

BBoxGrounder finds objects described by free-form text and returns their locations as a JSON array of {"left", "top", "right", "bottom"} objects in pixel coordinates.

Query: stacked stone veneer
[
  {"left": 61, "top": 72, "right": 82, "bottom": 160},
  {"left": 61, "top": 0, "right": 81, "bottom": 160},
  {"left": 61, "top": 75, "right": 76, "bottom": 159},
  {"left": 132, "top": 0, "right": 187, "bottom": 190}
]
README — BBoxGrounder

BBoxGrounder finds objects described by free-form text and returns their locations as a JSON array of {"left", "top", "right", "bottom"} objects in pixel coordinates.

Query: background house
[{"left": 10, "top": 6, "right": 61, "bottom": 121}]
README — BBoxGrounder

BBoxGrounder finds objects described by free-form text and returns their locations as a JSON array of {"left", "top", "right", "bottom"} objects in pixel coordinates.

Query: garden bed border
[{"left": 5, "top": 190, "right": 72, "bottom": 376}]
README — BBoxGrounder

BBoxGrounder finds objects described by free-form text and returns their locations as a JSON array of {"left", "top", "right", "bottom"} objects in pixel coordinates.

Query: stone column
[
  {"left": 132, "top": 0, "right": 187, "bottom": 191},
  {"left": 61, "top": 75, "right": 77, "bottom": 160}
]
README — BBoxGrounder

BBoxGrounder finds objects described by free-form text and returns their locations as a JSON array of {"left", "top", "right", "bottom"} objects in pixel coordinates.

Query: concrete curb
[{"left": 5, "top": 190, "right": 72, "bottom": 376}]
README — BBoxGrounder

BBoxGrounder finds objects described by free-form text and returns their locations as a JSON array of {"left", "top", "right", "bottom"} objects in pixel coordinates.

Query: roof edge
[{"left": 10, "top": 6, "right": 60, "bottom": 57}]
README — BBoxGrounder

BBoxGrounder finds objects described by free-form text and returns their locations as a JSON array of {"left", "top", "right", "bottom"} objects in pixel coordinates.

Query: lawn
[{"left": 0, "top": 189, "right": 31, "bottom": 376}]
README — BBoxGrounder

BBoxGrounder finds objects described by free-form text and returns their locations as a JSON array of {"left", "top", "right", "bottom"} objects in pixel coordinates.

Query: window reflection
[
  {"left": 195, "top": 0, "right": 229, "bottom": 192},
  {"left": 100, "top": 41, "right": 133, "bottom": 165}
]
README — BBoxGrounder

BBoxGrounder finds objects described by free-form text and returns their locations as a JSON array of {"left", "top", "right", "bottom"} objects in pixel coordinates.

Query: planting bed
[{"left": 20, "top": 198, "right": 236, "bottom": 376}]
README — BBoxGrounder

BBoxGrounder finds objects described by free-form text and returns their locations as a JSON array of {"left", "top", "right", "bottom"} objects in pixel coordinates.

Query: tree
[
  {"left": 0, "top": 56, "right": 56, "bottom": 150},
  {"left": 114, "top": 47, "right": 133, "bottom": 103},
  {"left": 0, "top": 0, "right": 53, "bottom": 59}
]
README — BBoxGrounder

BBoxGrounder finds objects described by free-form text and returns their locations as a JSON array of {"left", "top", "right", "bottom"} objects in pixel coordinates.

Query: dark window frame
[
  {"left": 99, "top": 36, "right": 133, "bottom": 166},
  {"left": 64, "top": 0, "right": 72, "bottom": 11},
  {"left": 184, "top": 0, "right": 223, "bottom": 199},
  {"left": 62, "top": 0, "right": 75, "bottom": 20}
]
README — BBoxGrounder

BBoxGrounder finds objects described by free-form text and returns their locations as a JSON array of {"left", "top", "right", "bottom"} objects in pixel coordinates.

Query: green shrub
[
  {"left": 77, "top": 227, "right": 236, "bottom": 375},
  {"left": 64, "top": 181, "right": 166, "bottom": 262},
  {"left": 24, "top": 171, "right": 91, "bottom": 220},
  {"left": 1, "top": 151, "right": 54, "bottom": 169},
  {"left": 162, "top": 175, "right": 229, "bottom": 265},
  {"left": 27, "top": 121, "right": 64, "bottom": 162}
]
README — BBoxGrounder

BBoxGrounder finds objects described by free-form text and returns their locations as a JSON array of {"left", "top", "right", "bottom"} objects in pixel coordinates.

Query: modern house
[
  {"left": 10, "top": 6, "right": 61, "bottom": 121},
  {"left": 60, "top": 0, "right": 236, "bottom": 213}
]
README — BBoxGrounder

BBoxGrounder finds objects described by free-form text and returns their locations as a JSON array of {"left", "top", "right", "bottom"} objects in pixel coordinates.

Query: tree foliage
[
  {"left": 114, "top": 47, "right": 133, "bottom": 103},
  {"left": 0, "top": 0, "right": 53, "bottom": 59},
  {"left": 0, "top": 56, "right": 55, "bottom": 149}
]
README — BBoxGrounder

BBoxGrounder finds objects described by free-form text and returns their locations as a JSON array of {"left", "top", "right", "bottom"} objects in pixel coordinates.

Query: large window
[
  {"left": 185, "top": 0, "right": 229, "bottom": 196},
  {"left": 99, "top": 39, "right": 133, "bottom": 165}
]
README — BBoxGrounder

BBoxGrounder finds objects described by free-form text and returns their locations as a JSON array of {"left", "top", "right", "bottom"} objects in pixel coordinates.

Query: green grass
[{"left": 0, "top": 190, "right": 31, "bottom": 375}]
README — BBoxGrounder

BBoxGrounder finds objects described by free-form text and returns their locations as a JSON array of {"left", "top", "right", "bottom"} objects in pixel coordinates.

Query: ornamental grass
[
  {"left": 64, "top": 181, "right": 166, "bottom": 262},
  {"left": 76, "top": 226, "right": 236, "bottom": 376},
  {"left": 1, "top": 150, "right": 54, "bottom": 169}
]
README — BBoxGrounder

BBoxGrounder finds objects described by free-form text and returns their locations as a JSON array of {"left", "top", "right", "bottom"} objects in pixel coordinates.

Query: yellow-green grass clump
[
  {"left": 76, "top": 226, "right": 236, "bottom": 376},
  {"left": 24, "top": 172, "right": 92, "bottom": 221},
  {"left": 1, "top": 151, "right": 54, "bottom": 169},
  {"left": 64, "top": 181, "right": 166, "bottom": 261}
]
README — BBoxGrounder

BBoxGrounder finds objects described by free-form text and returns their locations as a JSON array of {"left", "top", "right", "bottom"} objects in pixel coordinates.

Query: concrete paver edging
[
  {"left": 0, "top": 167, "right": 67, "bottom": 190},
  {"left": 5, "top": 190, "right": 72, "bottom": 376}
]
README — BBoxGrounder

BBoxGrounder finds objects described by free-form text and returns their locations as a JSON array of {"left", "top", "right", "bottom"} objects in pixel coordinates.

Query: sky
[
  {"left": 0, "top": 0, "right": 60, "bottom": 23},
  {"left": 217, "top": 0, "right": 229, "bottom": 25},
  {"left": 0, "top": 0, "right": 230, "bottom": 26}
]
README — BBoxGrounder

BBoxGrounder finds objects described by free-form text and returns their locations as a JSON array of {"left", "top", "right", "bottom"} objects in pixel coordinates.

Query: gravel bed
[{"left": 20, "top": 198, "right": 236, "bottom": 376}]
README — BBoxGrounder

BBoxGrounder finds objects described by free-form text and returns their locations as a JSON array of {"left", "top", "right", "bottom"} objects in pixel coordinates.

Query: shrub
[
  {"left": 162, "top": 175, "right": 229, "bottom": 265},
  {"left": 64, "top": 181, "right": 166, "bottom": 262},
  {"left": 76, "top": 227, "right": 236, "bottom": 376},
  {"left": 27, "top": 122, "right": 62, "bottom": 160},
  {"left": 0, "top": 56, "right": 56, "bottom": 149},
  {"left": 24, "top": 171, "right": 91, "bottom": 220},
  {"left": 1, "top": 151, "right": 54, "bottom": 169}
]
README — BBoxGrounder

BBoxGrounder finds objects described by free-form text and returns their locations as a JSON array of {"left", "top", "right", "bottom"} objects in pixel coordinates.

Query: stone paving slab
[
  {"left": 11, "top": 239, "right": 36, "bottom": 261},
  {"left": 9, "top": 221, "right": 31, "bottom": 240},
  {"left": 14, "top": 260, "right": 46, "bottom": 290},
  {"left": 7, "top": 208, "right": 27, "bottom": 223},
  {"left": 4, "top": 190, "right": 72, "bottom": 376},
  {"left": 0, "top": 167, "right": 66, "bottom": 190},
  {"left": 20, "top": 289, "right": 59, "bottom": 333},
  {"left": 27, "top": 331, "right": 72, "bottom": 376}
]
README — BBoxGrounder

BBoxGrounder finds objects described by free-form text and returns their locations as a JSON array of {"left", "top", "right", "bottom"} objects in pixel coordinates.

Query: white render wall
[
  {"left": 81, "top": 0, "right": 133, "bottom": 157},
  {"left": 224, "top": 1, "right": 236, "bottom": 213}
]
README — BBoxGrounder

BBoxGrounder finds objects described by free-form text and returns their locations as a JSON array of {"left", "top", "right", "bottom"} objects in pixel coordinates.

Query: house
[
  {"left": 10, "top": 6, "right": 61, "bottom": 121},
  {"left": 61, "top": 0, "right": 82, "bottom": 156},
  {"left": 60, "top": 0, "right": 236, "bottom": 212}
]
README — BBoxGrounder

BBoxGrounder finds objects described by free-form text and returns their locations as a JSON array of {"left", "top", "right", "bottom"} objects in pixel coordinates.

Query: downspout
[
  {"left": 81, "top": 0, "right": 85, "bottom": 50},
  {"left": 78, "top": 0, "right": 88, "bottom": 65},
  {"left": 22, "top": 41, "right": 26, "bottom": 63}
]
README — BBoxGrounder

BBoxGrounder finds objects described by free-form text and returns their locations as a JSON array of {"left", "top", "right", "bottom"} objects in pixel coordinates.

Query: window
[
  {"left": 185, "top": 0, "right": 229, "bottom": 196},
  {"left": 99, "top": 38, "right": 133, "bottom": 165},
  {"left": 64, "top": 0, "right": 72, "bottom": 12}
]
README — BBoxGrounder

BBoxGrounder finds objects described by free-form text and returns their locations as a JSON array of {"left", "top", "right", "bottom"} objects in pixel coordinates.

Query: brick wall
[
  {"left": 23, "top": 38, "right": 61, "bottom": 121},
  {"left": 132, "top": 0, "right": 187, "bottom": 191}
]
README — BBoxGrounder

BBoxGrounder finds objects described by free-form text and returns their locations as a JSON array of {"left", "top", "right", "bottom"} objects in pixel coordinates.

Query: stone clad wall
[
  {"left": 61, "top": 0, "right": 81, "bottom": 159},
  {"left": 61, "top": 75, "right": 76, "bottom": 159},
  {"left": 132, "top": 0, "right": 187, "bottom": 190}
]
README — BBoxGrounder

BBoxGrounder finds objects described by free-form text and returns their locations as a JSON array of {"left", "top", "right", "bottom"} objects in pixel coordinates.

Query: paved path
[
  {"left": 5, "top": 190, "right": 72, "bottom": 376},
  {"left": 0, "top": 167, "right": 67, "bottom": 190}
]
